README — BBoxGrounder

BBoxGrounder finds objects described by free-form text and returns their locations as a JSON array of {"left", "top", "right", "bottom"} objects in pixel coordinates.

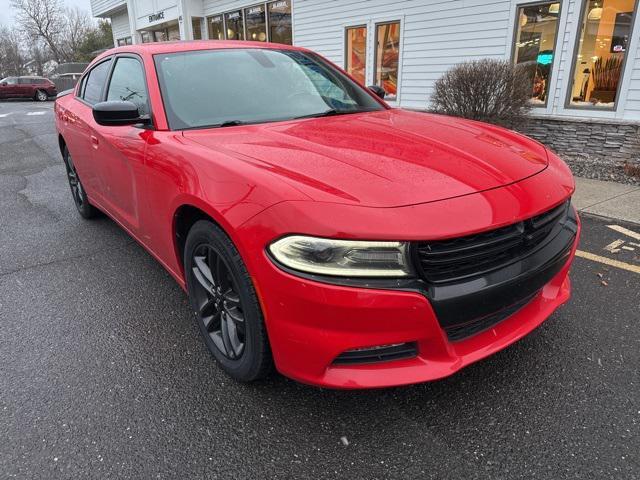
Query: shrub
[{"left": 431, "top": 59, "right": 533, "bottom": 127}]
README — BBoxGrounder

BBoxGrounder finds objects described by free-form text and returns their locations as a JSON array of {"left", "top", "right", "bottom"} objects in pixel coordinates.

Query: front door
[
  {"left": 90, "top": 55, "right": 150, "bottom": 233},
  {"left": 0, "top": 77, "right": 19, "bottom": 98}
]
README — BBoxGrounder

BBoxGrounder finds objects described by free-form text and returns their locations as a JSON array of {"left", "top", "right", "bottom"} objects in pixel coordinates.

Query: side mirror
[
  {"left": 1, "top": 82, "right": 6, "bottom": 86},
  {"left": 368, "top": 85, "right": 386, "bottom": 99},
  {"left": 92, "top": 100, "right": 150, "bottom": 127}
]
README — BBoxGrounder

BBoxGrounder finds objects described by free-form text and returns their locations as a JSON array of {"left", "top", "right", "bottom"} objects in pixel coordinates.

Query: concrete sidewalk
[{"left": 573, "top": 177, "right": 640, "bottom": 225}]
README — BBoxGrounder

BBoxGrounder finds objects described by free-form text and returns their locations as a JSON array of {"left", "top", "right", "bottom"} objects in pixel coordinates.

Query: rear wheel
[
  {"left": 62, "top": 146, "right": 98, "bottom": 219},
  {"left": 184, "top": 220, "right": 272, "bottom": 382},
  {"left": 35, "top": 90, "right": 48, "bottom": 102}
]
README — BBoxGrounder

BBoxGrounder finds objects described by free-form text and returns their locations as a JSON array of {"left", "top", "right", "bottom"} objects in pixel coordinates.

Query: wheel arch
[{"left": 173, "top": 203, "right": 236, "bottom": 278}]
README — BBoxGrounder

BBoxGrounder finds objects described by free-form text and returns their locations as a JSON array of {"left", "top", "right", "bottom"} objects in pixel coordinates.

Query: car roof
[{"left": 94, "top": 40, "right": 307, "bottom": 61}]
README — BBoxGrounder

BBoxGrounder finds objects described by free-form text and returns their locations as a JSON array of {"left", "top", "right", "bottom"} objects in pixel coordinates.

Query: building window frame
[
  {"left": 510, "top": 1, "right": 563, "bottom": 108},
  {"left": 344, "top": 24, "right": 368, "bottom": 85},
  {"left": 224, "top": 9, "right": 245, "bottom": 40},
  {"left": 564, "top": 0, "right": 640, "bottom": 112},
  {"left": 342, "top": 16, "right": 404, "bottom": 104},
  {"left": 117, "top": 36, "right": 133, "bottom": 46},
  {"left": 206, "top": 0, "right": 293, "bottom": 44},
  {"left": 373, "top": 20, "right": 402, "bottom": 102},
  {"left": 244, "top": 3, "right": 268, "bottom": 42},
  {"left": 207, "top": 14, "right": 225, "bottom": 40}
]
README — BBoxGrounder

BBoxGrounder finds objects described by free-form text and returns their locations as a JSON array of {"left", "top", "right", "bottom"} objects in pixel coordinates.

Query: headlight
[{"left": 268, "top": 235, "right": 412, "bottom": 277}]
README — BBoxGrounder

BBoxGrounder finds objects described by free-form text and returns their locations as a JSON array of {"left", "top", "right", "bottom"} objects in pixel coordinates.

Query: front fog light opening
[
  {"left": 332, "top": 342, "right": 419, "bottom": 365},
  {"left": 268, "top": 235, "right": 412, "bottom": 278}
]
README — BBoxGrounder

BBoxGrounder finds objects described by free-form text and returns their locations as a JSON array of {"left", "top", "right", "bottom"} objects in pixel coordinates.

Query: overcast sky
[{"left": 0, "top": 0, "right": 94, "bottom": 28}]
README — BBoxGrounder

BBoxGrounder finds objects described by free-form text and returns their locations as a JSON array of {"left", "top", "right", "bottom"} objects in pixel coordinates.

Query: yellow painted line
[
  {"left": 607, "top": 224, "right": 640, "bottom": 241},
  {"left": 575, "top": 250, "right": 640, "bottom": 274}
]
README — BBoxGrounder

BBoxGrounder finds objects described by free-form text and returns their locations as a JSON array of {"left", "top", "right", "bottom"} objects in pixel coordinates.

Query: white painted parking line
[
  {"left": 0, "top": 113, "right": 12, "bottom": 118},
  {"left": 576, "top": 250, "right": 640, "bottom": 274},
  {"left": 604, "top": 239, "right": 625, "bottom": 253},
  {"left": 607, "top": 224, "right": 640, "bottom": 241},
  {"left": 26, "top": 111, "right": 47, "bottom": 116}
]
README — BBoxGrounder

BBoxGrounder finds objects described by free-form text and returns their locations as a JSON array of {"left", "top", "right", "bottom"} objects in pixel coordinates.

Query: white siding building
[{"left": 91, "top": 0, "right": 640, "bottom": 166}]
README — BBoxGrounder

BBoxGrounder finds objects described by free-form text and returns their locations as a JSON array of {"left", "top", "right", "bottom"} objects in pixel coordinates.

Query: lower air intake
[{"left": 332, "top": 342, "right": 418, "bottom": 366}]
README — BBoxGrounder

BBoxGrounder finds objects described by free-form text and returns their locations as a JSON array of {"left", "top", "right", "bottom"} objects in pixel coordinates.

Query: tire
[
  {"left": 35, "top": 89, "right": 48, "bottom": 102},
  {"left": 62, "top": 146, "right": 98, "bottom": 219},
  {"left": 184, "top": 220, "right": 272, "bottom": 382}
]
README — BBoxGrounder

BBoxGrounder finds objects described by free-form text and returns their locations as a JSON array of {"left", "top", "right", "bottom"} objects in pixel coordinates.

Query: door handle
[{"left": 90, "top": 135, "right": 99, "bottom": 148}]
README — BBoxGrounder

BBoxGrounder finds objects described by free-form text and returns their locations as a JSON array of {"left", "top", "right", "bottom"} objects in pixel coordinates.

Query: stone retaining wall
[{"left": 516, "top": 117, "right": 640, "bottom": 165}]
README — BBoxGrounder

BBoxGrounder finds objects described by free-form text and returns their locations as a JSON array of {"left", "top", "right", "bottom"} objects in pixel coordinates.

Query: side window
[
  {"left": 83, "top": 59, "right": 112, "bottom": 105},
  {"left": 6, "top": 77, "right": 17, "bottom": 85},
  {"left": 106, "top": 57, "right": 149, "bottom": 115},
  {"left": 18, "top": 78, "right": 30, "bottom": 84}
]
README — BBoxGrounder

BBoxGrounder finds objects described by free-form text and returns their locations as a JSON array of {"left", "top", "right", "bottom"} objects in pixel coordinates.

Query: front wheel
[
  {"left": 62, "top": 146, "right": 98, "bottom": 219},
  {"left": 35, "top": 90, "right": 48, "bottom": 102},
  {"left": 184, "top": 220, "right": 272, "bottom": 382}
]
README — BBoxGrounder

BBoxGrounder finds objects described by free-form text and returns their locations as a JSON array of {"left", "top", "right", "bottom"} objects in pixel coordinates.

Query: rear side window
[
  {"left": 83, "top": 59, "right": 112, "bottom": 105},
  {"left": 106, "top": 57, "right": 149, "bottom": 115}
]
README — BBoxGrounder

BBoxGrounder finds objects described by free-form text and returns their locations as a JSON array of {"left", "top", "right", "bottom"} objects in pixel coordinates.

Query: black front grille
[
  {"left": 444, "top": 291, "right": 539, "bottom": 342},
  {"left": 332, "top": 342, "right": 418, "bottom": 366},
  {"left": 415, "top": 201, "right": 570, "bottom": 284}
]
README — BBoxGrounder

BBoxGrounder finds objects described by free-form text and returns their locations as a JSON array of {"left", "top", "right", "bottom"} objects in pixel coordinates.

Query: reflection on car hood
[{"left": 183, "top": 109, "right": 549, "bottom": 208}]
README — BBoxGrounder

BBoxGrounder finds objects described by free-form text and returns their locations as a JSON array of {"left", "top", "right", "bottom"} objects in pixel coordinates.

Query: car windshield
[{"left": 154, "top": 48, "right": 384, "bottom": 130}]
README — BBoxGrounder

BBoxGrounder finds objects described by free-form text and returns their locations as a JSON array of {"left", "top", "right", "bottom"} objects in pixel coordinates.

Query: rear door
[
  {"left": 91, "top": 54, "right": 150, "bottom": 233},
  {"left": 62, "top": 58, "right": 113, "bottom": 201},
  {"left": 17, "top": 77, "right": 34, "bottom": 98}
]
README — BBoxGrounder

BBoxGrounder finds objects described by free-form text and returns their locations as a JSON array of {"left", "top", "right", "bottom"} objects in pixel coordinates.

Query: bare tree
[
  {"left": 11, "top": 0, "right": 66, "bottom": 63},
  {"left": 59, "top": 7, "right": 93, "bottom": 61},
  {"left": 0, "top": 27, "right": 28, "bottom": 77}
]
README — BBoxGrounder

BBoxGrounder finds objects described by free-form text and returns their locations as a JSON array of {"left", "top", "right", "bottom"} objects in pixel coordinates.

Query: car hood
[{"left": 183, "top": 109, "right": 548, "bottom": 208}]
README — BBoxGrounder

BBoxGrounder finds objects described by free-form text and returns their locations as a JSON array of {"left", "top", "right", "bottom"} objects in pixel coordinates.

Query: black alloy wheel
[
  {"left": 185, "top": 220, "right": 272, "bottom": 381},
  {"left": 191, "top": 243, "right": 246, "bottom": 359},
  {"left": 62, "top": 146, "right": 98, "bottom": 219}
]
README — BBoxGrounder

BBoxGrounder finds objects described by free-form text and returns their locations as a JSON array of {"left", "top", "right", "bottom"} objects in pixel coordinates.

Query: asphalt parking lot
[{"left": 1, "top": 100, "right": 639, "bottom": 480}]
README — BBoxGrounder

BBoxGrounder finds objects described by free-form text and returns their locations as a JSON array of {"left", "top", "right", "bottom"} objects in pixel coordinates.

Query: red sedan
[{"left": 54, "top": 41, "right": 579, "bottom": 389}]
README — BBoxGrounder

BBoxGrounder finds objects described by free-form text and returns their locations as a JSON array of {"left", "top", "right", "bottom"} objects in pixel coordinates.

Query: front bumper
[{"left": 250, "top": 223, "right": 578, "bottom": 389}]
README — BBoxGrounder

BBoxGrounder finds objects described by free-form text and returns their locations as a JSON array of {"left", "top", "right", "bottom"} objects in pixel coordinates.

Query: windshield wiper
[
  {"left": 213, "top": 120, "right": 247, "bottom": 128},
  {"left": 294, "top": 109, "right": 340, "bottom": 120},
  {"left": 294, "top": 108, "right": 375, "bottom": 120}
]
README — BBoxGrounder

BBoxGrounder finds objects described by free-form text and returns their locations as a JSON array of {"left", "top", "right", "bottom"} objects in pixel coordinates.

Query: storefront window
[
  {"left": 208, "top": 15, "right": 224, "bottom": 40},
  {"left": 568, "top": 0, "right": 637, "bottom": 109},
  {"left": 140, "top": 31, "right": 152, "bottom": 43},
  {"left": 117, "top": 37, "right": 132, "bottom": 46},
  {"left": 192, "top": 17, "right": 203, "bottom": 40},
  {"left": 245, "top": 5, "right": 267, "bottom": 41},
  {"left": 153, "top": 30, "right": 167, "bottom": 42},
  {"left": 167, "top": 23, "right": 180, "bottom": 41},
  {"left": 374, "top": 22, "right": 400, "bottom": 100},
  {"left": 268, "top": 0, "right": 292, "bottom": 45},
  {"left": 513, "top": 3, "right": 560, "bottom": 106},
  {"left": 345, "top": 26, "right": 367, "bottom": 85},
  {"left": 225, "top": 10, "right": 244, "bottom": 40}
]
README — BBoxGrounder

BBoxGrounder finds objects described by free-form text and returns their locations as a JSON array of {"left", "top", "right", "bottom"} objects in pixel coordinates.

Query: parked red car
[
  {"left": 54, "top": 41, "right": 580, "bottom": 389},
  {"left": 0, "top": 76, "right": 57, "bottom": 101}
]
